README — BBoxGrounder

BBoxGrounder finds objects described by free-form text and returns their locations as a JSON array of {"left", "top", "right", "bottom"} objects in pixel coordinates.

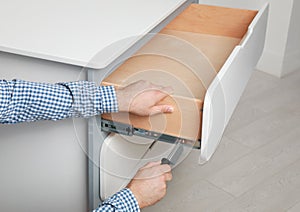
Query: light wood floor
[{"left": 143, "top": 69, "right": 300, "bottom": 212}]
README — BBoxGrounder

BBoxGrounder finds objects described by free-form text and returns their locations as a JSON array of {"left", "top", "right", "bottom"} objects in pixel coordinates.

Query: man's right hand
[
  {"left": 115, "top": 80, "right": 174, "bottom": 116},
  {"left": 126, "top": 161, "right": 172, "bottom": 209}
]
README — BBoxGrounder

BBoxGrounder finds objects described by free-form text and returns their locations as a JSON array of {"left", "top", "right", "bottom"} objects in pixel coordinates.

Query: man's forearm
[{"left": 0, "top": 79, "right": 118, "bottom": 124}]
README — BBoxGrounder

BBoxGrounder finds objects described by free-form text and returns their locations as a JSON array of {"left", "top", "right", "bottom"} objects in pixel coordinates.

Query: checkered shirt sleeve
[
  {"left": 0, "top": 79, "right": 118, "bottom": 124},
  {"left": 61, "top": 81, "right": 118, "bottom": 116},
  {"left": 93, "top": 188, "right": 140, "bottom": 212}
]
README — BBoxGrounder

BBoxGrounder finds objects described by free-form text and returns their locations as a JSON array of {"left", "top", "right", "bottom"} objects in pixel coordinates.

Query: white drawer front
[{"left": 200, "top": 3, "right": 269, "bottom": 163}]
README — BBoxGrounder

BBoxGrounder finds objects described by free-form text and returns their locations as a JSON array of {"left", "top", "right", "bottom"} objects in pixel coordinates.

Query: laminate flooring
[{"left": 142, "top": 69, "right": 300, "bottom": 212}]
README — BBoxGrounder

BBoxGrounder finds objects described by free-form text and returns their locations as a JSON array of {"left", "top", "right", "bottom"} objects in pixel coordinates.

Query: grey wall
[
  {"left": 282, "top": 0, "right": 300, "bottom": 76},
  {"left": 0, "top": 52, "right": 89, "bottom": 212}
]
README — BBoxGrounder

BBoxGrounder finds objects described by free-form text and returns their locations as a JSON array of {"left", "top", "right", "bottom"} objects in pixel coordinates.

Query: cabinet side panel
[{"left": 0, "top": 52, "right": 88, "bottom": 212}]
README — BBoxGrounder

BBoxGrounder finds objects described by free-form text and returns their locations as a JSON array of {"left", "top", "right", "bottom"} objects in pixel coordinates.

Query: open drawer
[{"left": 99, "top": 3, "right": 268, "bottom": 199}]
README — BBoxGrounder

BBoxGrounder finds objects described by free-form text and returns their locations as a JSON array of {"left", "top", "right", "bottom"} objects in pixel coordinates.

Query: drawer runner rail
[{"left": 101, "top": 119, "right": 201, "bottom": 149}]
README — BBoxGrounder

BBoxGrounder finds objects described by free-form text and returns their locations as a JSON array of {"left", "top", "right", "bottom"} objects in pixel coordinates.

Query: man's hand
[
  {"left": 115, "top": 80, "right": 174, "bottom": 116},
  {"left": 126, "top": 161, "right": 172, "bottom": 209}
]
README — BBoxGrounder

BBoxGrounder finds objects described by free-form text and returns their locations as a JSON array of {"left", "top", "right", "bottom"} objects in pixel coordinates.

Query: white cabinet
[{"left": 0, "top": 0, "right": 190, "bottom": 211}]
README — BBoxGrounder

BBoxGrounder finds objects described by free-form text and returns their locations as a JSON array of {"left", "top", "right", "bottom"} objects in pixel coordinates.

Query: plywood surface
[
  {"left": 159, "top": 30, "right": 241, "bottom": 72},
  {"left": 164, "top": 4, "right": 258, "bottom": 38},
  {"left": 104, "top": 33, "right": 240, "bottom": 99}
]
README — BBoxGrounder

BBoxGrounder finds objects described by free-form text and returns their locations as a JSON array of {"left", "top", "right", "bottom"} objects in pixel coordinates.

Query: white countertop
[{"left": 0, "top": 0, "right": 186, "bottom": 69}]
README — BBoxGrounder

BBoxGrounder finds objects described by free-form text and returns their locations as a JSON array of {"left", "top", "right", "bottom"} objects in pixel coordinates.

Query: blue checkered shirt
[
  {"left": 0, "top": 79, "right": 119, "bottom": 123},
  {"left": 0, "top": 79, "right": 140, "bottom": 211},
  {"left": 94, "top": 188, "right": 140, "bottom": 212}
]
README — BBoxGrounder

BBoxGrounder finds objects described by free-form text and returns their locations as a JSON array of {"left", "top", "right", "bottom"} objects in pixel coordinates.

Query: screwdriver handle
[{"left": 161, "top": 158, "right": 172, "bottom": 165}]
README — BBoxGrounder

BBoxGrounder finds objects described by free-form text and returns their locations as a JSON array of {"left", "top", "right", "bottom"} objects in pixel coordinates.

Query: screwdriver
[{"left": 161, "top": 139, "right": 184, "bottom": 166}]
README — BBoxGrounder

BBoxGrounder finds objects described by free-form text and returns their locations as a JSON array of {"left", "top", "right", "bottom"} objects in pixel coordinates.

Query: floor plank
[{"left": 216, "top": 159, "right": 300, "bottom": 212}]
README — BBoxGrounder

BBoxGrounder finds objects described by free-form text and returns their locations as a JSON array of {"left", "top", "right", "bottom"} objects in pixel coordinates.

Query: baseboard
[
  {"left": 282, "top": 49, "right": 300, "bottom": 76},
  {"left": 256, "top": 50, "right": 283, "bottom": 78}
]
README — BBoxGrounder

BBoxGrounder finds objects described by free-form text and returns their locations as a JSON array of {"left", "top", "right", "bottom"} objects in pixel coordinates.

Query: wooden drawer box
[
  {"left": 100, "top": 3, "right": 268, "bottom": 199},
  {"left": 101, "top": 3, "right": 267, "bottom": 155}
]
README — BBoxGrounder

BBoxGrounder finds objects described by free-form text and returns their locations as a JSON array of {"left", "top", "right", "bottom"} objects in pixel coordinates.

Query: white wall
[{"left": 198, "top": 0, "right": 265, "bottom": 10}]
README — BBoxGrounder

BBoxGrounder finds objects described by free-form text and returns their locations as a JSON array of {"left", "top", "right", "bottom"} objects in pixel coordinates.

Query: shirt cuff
[
  {"left": 100, "top": 188, "right": 140, "bottom": 212},
  {"left": 99, "top": 86, "right": 119, "bottom": 113}
]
